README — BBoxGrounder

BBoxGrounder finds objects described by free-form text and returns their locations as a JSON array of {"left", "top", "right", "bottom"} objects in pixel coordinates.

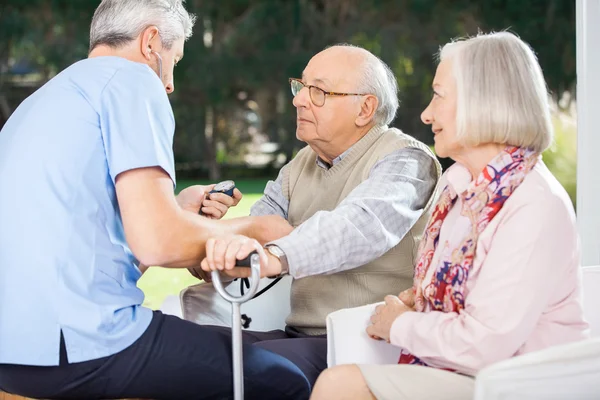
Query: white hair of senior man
[
  {"left": 90, "top": 0, "right": 196, "bottom": 51},
  {"left": 439, "top": 31, "right": 553, "bottom": 153},
  {"left": 329, "top": 44, "right": 399, "bottom": 126}
]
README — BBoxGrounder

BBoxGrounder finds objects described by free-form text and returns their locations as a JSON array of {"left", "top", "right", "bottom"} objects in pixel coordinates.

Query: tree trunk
[{"left": 204, "top": 106, "right": 221, "bottom": 181}]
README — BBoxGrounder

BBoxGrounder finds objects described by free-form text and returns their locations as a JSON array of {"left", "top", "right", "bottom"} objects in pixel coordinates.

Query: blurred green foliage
[
  {"left": 0, "top": 0, "right": 580, "bottom": 310},
  {"left": 1, "top": 0, "right": 578, "bottom": 199},
  {"left": 543, "top": 116, "right": 577, "bottom": 207}
]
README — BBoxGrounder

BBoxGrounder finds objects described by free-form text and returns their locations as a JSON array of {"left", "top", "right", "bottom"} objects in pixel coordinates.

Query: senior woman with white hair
[
  {"left": 309, "top": 31, "right": 589, "bottom": 400},
  {"left": 0, "top": 0, "right": 309, "bottom": 399}
]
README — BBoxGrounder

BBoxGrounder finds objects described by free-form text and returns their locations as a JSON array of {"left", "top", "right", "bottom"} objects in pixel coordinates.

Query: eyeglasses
[{"left": 288, "top": 78, "right": 370, "bottom": 107}]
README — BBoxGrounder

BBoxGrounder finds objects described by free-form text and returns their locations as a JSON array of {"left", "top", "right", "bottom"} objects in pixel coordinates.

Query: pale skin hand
[
  {"left": 199, "top": 234, "right": 283, "bottom": 279},
  {"left": 138, "top": 183, "right": 242, "bottom": 273},
  {"left": 189, "top": 215, "right": 293, "bottom": 281},
  {"left": 176, "top": 184, "right": 243, "bottom": 219},
  {"left": 366, "top": 295, "right": 413, "bottom": 342},
  {"left": 399, "top": 288, "right": 416, "bottom": 309}
]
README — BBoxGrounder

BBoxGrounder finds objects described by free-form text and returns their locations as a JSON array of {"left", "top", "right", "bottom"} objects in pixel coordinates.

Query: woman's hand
[
  {"left": 366, "top": 295, "right": 413, "bottom": 342},
  {"left": 398, "top": 288, "right": 416, "bottom": 309}
]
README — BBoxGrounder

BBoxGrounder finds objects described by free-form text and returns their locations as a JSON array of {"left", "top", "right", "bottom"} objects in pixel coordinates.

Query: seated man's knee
[{"left": 243, "top": 346, "right": 310, "bottom": 400}]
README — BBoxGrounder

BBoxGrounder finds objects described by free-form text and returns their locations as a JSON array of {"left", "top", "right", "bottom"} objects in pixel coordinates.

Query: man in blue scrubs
[{"left": 0, "top": 0, "right": 307, "bottom": 399}]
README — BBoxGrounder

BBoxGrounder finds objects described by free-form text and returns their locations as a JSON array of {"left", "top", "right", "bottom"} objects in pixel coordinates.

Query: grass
[{"left": 137, "top": 178, "right": 268, "bottom": 310}]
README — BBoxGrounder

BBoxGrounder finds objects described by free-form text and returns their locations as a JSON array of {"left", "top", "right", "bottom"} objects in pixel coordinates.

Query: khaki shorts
[{"left": 358, "top": 364, "right": 475, "bottom": 400}]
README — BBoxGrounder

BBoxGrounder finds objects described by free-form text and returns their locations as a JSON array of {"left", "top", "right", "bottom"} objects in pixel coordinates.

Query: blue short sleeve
[{"left": 100, "top": 64, "right": 176, "bottom": 185}]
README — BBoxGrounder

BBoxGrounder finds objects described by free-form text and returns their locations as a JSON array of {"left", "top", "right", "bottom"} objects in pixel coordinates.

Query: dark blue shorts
[{"left": 0, "top": 311, "right": 310, "bottom": 400}]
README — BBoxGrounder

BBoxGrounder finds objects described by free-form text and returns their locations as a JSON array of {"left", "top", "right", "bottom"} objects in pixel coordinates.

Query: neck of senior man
[{"left": 309, "top": 121, "right": 377, "bottom": 166}]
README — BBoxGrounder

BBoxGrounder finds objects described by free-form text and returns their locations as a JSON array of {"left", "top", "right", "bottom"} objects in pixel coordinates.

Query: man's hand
[
  {"left": 176, "top": 184, "right": 242, "bottom": 219},
  {"left": 366, "top": 295, "right": 412, "bottom": 342},
  {"left": 188, "top": 264, "right": 238, "bottom": 284},
  {"left": 199, "top": 234, "right": 283, "bottom": 279}
]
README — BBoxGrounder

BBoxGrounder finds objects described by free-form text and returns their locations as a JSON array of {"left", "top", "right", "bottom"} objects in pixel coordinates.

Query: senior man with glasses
[{"left": 187, "top": 44, "right": 442, "bottom": 390}]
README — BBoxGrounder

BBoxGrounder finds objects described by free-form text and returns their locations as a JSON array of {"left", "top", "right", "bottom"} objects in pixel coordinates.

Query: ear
[
  {"left": 140, "top": 26, "right": 161, "bottom": 61},
  {"left": 355, "top": 95, "right": 379, "bottom": 127}
]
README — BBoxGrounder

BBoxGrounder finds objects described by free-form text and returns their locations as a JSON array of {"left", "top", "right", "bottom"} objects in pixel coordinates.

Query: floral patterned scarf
[{"left": 398, "top": 146, "right": 539, "bottom": 366}]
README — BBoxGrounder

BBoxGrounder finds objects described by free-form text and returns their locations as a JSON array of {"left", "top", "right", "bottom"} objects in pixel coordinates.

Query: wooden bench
[{"left": 0, "top": 393, "right": 29, "bottom": 400}]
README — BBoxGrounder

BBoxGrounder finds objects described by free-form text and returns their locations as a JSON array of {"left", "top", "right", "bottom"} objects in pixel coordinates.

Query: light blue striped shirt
[{"left": 251, "top": 146, "right": 437, "bottom": 278}]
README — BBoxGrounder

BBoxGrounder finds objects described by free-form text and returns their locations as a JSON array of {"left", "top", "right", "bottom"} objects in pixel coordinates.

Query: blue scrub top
[{"left": 0, "top": 56, "right": 175, "bottom": 366}]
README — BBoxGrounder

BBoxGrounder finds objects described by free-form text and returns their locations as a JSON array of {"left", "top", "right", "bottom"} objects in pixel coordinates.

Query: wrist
[
  {"left": 265, "top": 253, "right": 283, "bottom": 277},
  {"left": 175, "top": 192, "right": 201, "bottom": 213},
  {"left": 265, "top": 244, "right": 289, "bottom": 276}
]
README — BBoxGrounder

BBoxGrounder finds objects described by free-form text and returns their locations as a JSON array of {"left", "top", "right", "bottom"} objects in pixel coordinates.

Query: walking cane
[{"left": 211, "top": 251, "right": 261, "bottom": 400}]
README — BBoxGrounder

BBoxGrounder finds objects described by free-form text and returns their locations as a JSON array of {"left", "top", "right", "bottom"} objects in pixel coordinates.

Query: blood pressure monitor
[
  {"left": 199, "top": 180, "right": 236, "bottom": 215},
  {"left": 210, "top": 180, "right": 236, "bottom": 197}
]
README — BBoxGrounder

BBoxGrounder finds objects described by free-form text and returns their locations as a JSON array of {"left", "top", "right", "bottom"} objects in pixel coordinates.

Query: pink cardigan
[{"left": 391, "top": 161, "right": 590, "bottom": 376}]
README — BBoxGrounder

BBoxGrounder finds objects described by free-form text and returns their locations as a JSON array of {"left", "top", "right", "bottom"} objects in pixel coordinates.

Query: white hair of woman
[{"left": 439, "top": 31, "right": 553, "bottom": 153}]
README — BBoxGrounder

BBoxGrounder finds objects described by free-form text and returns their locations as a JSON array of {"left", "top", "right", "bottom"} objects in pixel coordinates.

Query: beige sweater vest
[{"left": 282, "top": 125, "right": 441, "bottom": 335}]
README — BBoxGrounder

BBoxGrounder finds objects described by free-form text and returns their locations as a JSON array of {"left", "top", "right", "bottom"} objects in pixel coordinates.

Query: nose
[
  {"left": 421, "top": 101, "right": 433, "bottom": 125},
  {"left": 292, "top": 86, "right": 310, "bottom": 109},
  {"left": 165, "top": 81, "right": 174, "bottom": 94}
]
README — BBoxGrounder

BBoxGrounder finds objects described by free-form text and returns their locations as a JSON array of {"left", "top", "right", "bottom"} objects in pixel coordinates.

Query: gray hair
[
  {"left": 89, "top": 0, "right": 196, "bottom": 51},
  {"left": 330, "top": 44, "right": 400, "bottom": 126},
  {"left": 439, "top": 32, "right": 553, "bottom": 153}
]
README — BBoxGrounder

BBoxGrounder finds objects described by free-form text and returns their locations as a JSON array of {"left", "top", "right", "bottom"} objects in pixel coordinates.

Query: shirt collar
[
  {"left": 445, "top": 163, "right": 473, "bottom": 196},
  {"left": 315, "top": 146, "right": 354, "bottom": 170}
]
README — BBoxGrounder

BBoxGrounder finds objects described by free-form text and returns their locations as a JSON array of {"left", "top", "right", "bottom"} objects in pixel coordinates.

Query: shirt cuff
[{"left": 389, "top": 311, "right": 422, "bottom": 349}]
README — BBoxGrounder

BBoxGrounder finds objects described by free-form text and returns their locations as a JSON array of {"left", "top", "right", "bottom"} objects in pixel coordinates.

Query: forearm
[
  {"left": 148, "top": 211, "right": 255, "bottom": 268},
  {"left": 147, "top": 212, "right": 292, "bottom": 268},
  {"left": 273, "top": 148, "right": 437, "bottom": 278},
  {"left": 117, "top": 166, "right": 294, "bottom": 269},
  {"left": 116, "top": 167, "right": 267, "bottom": 268},
  {"left": 273, "top": 207, "right": 398, "bottom": 278}
]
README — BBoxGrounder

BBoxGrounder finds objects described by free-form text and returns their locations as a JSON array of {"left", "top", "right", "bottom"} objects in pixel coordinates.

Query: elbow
[
  {"left": 131, "top": 241, "right": 172, "bottom": 267},
  {"left": 128, "top": 231, "right": 179, "bottom": 267},
  {"left": 134, "top": 246, "right": 172, "bottom": 267}
]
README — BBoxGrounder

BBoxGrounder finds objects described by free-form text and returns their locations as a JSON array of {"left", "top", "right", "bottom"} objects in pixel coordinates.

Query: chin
[
  {"left": 296, "top": 128, "right": 313, "bottom": 143},
  {"left": 433, "top": 142, "right": 448, "bottom": 158}
]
